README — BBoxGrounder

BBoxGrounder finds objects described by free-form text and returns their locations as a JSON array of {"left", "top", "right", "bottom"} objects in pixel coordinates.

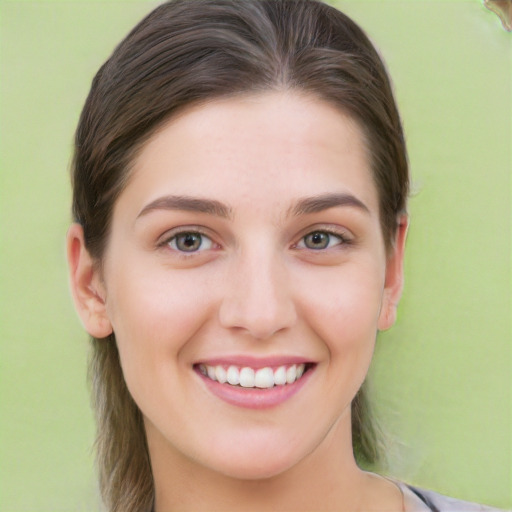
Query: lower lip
[{"left": 196, "top": 367, "right": 314, "bottom": 409}]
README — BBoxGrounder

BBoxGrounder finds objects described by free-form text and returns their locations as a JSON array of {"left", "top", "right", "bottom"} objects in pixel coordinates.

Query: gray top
[{"left": 399, "top": 482, "right": 507, "bottom": 512}]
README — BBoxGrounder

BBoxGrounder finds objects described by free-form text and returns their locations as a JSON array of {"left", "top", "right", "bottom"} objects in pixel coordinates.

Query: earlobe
[
  {"left": 66, "top": 223, "right": 113, "bottom": 338},
  {"left": 378, "top": 216, "right": 408, "bottom": 331}
]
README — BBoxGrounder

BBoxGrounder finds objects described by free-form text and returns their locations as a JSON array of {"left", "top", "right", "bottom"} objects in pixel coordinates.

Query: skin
[{"left": 68, "top": 91, "right": 407, "bottom": 511}]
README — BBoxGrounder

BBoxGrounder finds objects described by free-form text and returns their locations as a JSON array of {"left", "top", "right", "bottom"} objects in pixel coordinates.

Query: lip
[
  {"left": 194, "top": 356, "right": 316, "bottom": 409},
  {"left": 196, "top": 355, "right": 313, "bottom": 369}
]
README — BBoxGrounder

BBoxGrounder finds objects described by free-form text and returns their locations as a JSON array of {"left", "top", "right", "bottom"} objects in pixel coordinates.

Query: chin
[
  {"left": 200, "top": 434, "right": 309, "bottom": 481},
  {"left": 215, "top": 456, "right": 298, "bottom": 481}
]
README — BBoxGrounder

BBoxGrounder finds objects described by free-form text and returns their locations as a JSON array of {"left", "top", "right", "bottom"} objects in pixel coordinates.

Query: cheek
[
  {"left": 104, "top": 264, "right": 218, "bottom": 381},
  {"left": 103, "top": 267, "right": 223, "bottom": 426},
  {"left": 290, "top": 262, "right": 386, "bottom": 423},
  {"left": 298, "top": 261, "right": 385, "bottom": 354}
]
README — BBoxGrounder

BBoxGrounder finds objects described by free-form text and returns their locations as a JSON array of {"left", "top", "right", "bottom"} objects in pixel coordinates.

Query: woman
[{"left": 66, "top": 1, "right": 503, "bottom": 510}]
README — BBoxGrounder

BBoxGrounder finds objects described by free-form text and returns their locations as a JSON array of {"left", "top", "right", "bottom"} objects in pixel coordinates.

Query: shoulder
[{"left": 398, "top": 482, "right": 508, "bottom": 512}]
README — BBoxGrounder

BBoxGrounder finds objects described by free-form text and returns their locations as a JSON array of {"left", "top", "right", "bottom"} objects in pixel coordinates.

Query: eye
[
  {"left": 298, "top": 230, "right": 345, "bottom": 250},
  {"left": 167, "top": 232, "right": 214, "bottom": 252}
]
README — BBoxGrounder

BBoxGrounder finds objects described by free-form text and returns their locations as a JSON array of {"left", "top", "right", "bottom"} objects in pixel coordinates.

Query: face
[{"left": 77, "top": 92, "right": 405, "bottom": 480}]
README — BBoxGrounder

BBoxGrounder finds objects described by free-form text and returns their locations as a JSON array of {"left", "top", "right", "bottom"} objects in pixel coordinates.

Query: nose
[{"left": 218, "top": 248, "right": 298, "bottom": 340}]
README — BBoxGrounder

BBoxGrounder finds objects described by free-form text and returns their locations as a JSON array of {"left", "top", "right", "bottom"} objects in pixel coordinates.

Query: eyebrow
[
  {"left": 137, "top": 195, "right": 232, "bottom": 219},
  {"left": 289, "top": 193, "right": 370, "bottom": 216},
  {"left": 136, "top": 192, "right": 368, "bottom": 221}
]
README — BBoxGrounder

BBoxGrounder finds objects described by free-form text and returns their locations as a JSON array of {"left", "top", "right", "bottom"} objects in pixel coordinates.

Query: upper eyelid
[
  {"left": 169, "top": 233, "right": 214, "bottom": 254},
  {"left": 155, "top": 224, "right": 353, "bottom": 249},
  {"left": 294, "top": 225, "right": 353, "bottom": 242},
  {"left": 296, "top": 231, "right": 344, "bottom": 248},
  {"left": 290, "top": 226, "right": 355, "bottom": 252},
  {"left": 157, "top": 226, "right": 214, "bottom": 245},
  {"left": 159, "top": 231, "right": 218, "bottom": 258}
]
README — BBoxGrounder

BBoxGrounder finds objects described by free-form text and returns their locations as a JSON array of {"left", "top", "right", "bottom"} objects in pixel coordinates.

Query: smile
[{"left": 197, "top": 363, "right": 309, "bottom": 389}]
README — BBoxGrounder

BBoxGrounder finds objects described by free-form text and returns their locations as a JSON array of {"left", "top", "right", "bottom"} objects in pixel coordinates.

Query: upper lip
[{"left": 195, "top": 355, "right": 315, "bottom": 368}]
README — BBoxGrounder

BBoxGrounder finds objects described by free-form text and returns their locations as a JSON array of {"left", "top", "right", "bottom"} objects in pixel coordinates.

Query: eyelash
[
  {"left": 158, "top": 228, "right": 216, "bottom": 255},
  {"left": 294, "top": 228, "right": 353, "bottom": 251},
  {"left": 158, "top": 226, "right": 352, "bottom": 255}
]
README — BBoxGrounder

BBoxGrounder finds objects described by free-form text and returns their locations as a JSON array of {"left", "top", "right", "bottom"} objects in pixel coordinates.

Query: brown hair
[{"left": 71, "top": 1, "right": 408, "bottom": 510}]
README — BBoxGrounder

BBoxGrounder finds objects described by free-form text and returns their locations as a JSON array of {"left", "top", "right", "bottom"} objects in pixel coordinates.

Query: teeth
[
  {"left": 273, "top": 366, "right": 287, "bottom": 386},
  {"left": 255, "top": 367, "right": 274, "bottom": 388},
  {"left": 199, "top": 363, "right": 307, "bottom": 388},
  {"left": 286, "top": 364, "right": 297, "bottom": 384},
  {"left": 215, "top": 366, "right": 227, "bottom": 384},
  {"left": 207, "top": 365, "right": 216, "bottom": 381},
  {"left": 227, "top": 365, "right": 240, "bottom": 385},
  {"left": 239, "top": 367, "right": 255, "bottom": 387}
]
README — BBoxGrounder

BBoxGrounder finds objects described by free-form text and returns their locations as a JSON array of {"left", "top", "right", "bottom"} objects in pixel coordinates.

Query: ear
[
  {"left": 378, "top": 215, "right": 408, "bottom": 331},
  {"left": 66, "top": 223, "right": 113, "bottom": 338}
]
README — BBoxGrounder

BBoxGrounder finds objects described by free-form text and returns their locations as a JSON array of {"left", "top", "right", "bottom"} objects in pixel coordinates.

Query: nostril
[
  {"left": 217, "top": 258, "right": 298, "bottom": 338},
  {"left": 218, "top": 302, "right": 297, "bottom": 339}
]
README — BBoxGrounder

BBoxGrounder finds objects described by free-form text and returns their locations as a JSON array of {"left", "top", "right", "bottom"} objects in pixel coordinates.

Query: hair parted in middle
[{"left": 71, "top": 1, "right": 409, "bottom": 511}]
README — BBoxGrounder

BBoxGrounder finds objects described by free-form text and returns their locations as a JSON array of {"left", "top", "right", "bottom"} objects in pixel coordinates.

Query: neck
[{"left": 147, "top": 414, "right": 400, "bottom": 512}]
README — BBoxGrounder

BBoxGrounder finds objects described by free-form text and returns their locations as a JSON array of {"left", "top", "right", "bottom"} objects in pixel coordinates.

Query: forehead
[{"left": 122, "top": 91, "right": 379, "bottom": 218}]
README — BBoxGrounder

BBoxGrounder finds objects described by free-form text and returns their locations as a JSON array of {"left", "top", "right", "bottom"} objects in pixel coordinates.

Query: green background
[{"left": 0, "top": 1, "right": 510, "bottom": 510}]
